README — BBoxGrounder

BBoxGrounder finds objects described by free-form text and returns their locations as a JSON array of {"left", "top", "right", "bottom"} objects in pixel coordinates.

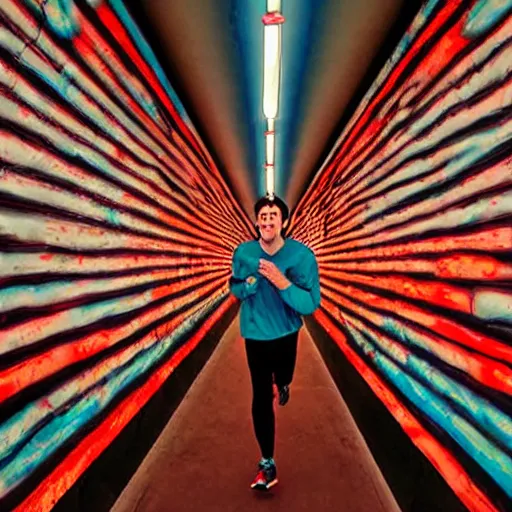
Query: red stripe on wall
[
  {"left": 313, "top": 308, "right": 498, "bottom": 512},
  {"left": 15, "top": 296, "right": 236, "bottom": 512}
]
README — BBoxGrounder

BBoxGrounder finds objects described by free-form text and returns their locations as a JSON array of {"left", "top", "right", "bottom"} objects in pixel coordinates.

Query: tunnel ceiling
[{"left": 127, "top": 0, "right": 421, "bottom": 217}]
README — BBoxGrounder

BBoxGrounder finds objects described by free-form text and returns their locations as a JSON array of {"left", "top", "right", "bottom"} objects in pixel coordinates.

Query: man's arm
[
  {"left": 278, "top": 252, "right": 320, "bottom": 315},
  {"left": 229, "top": 247, "right": 258, "bottom": 300}
]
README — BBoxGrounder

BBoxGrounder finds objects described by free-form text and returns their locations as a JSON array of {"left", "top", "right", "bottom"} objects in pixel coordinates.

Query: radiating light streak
[
  {"left": 313, "top": 308, "right": 498, "bottom": 512},
  {"left": 14, "top": 297, "right": 237, "bottom": 512}
]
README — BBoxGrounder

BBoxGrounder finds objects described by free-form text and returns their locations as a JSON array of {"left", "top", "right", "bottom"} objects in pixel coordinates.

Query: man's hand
[
  {"left": 258, "top": 259, "right": 291, "bottom": 290},
  {"left": 246, "top": 276, "right": 257, "bottom": 286}
]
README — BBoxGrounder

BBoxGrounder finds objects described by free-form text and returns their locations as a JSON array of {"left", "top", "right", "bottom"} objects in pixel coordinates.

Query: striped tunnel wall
[
  {"left": 290, "top": 1, "right": 512, "bottom": 511},
  {"left": 0, "top": 0, "right": 253, "bottom": 509}
]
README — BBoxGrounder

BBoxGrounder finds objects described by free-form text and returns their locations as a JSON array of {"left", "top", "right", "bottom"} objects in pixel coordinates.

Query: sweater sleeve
[
  {"left": 229, "top": 247, "right": 258, "bottom": 301},
  {"left": 278, "top": 250, "right": 321, "bottom": 315}
]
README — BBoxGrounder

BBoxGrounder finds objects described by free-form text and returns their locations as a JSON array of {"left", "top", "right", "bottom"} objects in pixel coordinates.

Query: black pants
[{"left": 245, "top": 331, "right": 299, "bottom": 459}]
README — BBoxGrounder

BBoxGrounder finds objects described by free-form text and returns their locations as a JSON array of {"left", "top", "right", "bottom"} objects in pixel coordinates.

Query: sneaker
[
  {"left": 278, "top": 385, "right": 289, "bottom": 406},
  {"left": 250, "top": 458, "right": 278, "bottom": 491}
]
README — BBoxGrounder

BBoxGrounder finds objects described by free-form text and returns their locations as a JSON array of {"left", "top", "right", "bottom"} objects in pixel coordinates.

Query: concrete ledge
[
  {"left": 52, "top": 302, "right": 238, "bottom": 512},
  {"left": 306, "top": 316, "right": 467, "bottom": 512}
]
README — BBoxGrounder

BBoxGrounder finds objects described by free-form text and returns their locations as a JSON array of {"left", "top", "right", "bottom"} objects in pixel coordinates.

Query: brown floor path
[{"left": 112, "top": 317, "right": 400, "bottom": 512}]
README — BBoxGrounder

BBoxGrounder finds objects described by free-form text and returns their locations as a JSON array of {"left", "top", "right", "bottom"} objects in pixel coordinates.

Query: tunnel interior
[{"left": 0, "top": 1, "right": 511, "bottom": 511}]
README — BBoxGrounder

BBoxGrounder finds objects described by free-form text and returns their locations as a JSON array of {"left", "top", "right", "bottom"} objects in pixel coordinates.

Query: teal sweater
[{"left": 229, "top": 238, "right": 321, "bottom": 341}]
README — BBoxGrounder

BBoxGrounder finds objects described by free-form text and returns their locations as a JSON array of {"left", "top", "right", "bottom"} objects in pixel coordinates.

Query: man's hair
[{"left": 254, "top": 194, "right": 289, "bottom": 222}]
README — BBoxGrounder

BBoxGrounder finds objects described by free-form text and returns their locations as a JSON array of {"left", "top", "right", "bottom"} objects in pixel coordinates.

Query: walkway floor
[{"left": 112, "top": 316, "right": 400, "bottom": 512}]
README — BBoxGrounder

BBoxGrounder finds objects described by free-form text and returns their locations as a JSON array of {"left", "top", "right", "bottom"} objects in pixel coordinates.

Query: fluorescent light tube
[{"left": 263, "top": 24, "right": 281, "bottom": 119}]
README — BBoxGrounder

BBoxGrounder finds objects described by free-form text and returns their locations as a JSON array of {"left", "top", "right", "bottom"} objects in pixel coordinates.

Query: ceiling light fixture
[
  {"left": 267, "top": 0, "right": 281, "bottom": 12},
  {"left": 262, "top": 24, "right": 281, "bottom": 119},
  {"left": 262, "top": 3, "right": 284, "bottom": 198},
  {"left": 265, "top": 165, "right": 275, "bottom": 197},
  {"left": 266, "top": 132, "right": 275, "bottom": 166}
]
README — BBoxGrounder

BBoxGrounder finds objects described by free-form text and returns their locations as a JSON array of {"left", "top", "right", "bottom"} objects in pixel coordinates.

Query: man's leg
[
  {"left": 245, "top": 339, "right": 275, "bottom": 459},
  {"left": 274, "top": 331, "right": 299, "bottom": 405}
]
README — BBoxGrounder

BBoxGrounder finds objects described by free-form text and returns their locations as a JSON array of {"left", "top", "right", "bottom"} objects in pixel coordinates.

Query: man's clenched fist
[{"left": 258, "top": 259, "right": 291, "bottom": 290}]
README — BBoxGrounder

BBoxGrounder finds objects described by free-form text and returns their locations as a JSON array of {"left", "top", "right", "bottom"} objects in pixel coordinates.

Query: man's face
[{"left": 256, "top": 205, "right": 286, "bottom": 243}]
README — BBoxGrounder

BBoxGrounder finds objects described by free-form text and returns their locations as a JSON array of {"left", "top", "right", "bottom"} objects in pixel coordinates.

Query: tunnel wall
[
  {"left": 291, "top": 1, "right": 512, "bottom": 511},
  {"left": 0, "top": 1, "right": 252, "bottom": 509}
]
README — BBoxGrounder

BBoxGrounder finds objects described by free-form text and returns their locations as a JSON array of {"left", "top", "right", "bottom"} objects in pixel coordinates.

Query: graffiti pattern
[
  {"left": 290, "top": 1, "right": 512, "bottom": 511},
  {"left": 0, "top": 0, "right": 252, "bottom": 509}
]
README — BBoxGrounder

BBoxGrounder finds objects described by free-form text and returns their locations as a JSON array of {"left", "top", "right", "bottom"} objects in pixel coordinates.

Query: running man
[{"left": 229, "top": 194, "right": 321, "bottom": 491}]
